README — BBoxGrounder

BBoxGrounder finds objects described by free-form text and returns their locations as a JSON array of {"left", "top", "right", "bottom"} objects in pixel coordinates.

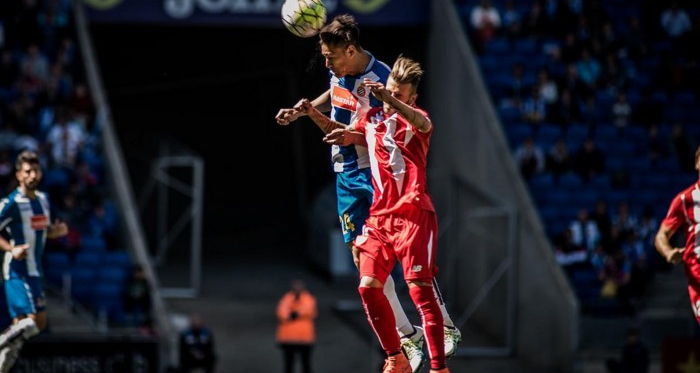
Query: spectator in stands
[
  {"left": 45, "top": 105, "right": 86, "bottom": 170},
  {"left": 276, "top": 279, "right": 318, "bottom": 373},
  {"left": 537, "top": 67, "right": 559, "bottom": 105},
  {"left": 569, "top": 207, "right": 601, "bottom": 252},
  {"left": 469, "top": 0, "right": 502, "bottom": 53},
  {"left": 558, "top": 63, "right": 592, "bottom": 103},
  {"left": 539, "top": 0, "right": 575, "bottom": 37},
  {"left": 19, "top": 44, "right": 49, "bottom": 88},
  {"left": 660, "top": 2, "right": 692, "bottom": 41},
  {"left": 83, "top": 193, "right": 118, "bottom": 251},
  {"left": 611, "top": 92, "right": 632, "bottom": 135},
  {"left": 514, "top": 136, "right": 545, "bottom": 181},
  {"left": 557, "top": 32, "right": 581, "bottom": 66},
  {"left": 606, "top": 326, "right": 649, "bottom": 373},
  {"left": 521, "top": 1, "right": 548, "bottom": 40},
  {"left": 501, "top": 0, "right": 523, "bottom": 43},
  {"left": 179, "top": 312, "right": 217, "bottom": 373},
  {"left": 554, "top": 227, "right": 589, "bottom": 276},
  {"left": 69, "top": 82, "right": 95, "bottom": 129},
  {"left": 612, "top": 201, "right": 639, "bottom": 239},
  {"left": 123, "top": 264, "right": 152, "bottom": 331},
  {"left": 0, "top": 149, "right": 14, "bottom": 192},
  {"left": 47, "top": 191, "right": 83, "bottom": 259},
  {"left": 637, "top": 206, "right": 660, "bottom": 267},
  {"left": 669, "top": 122, "right": 695, "bottom": 173},
  {"left": 620, "top": 16, "right": 649, "bottom": 62},
  {"left": 0, "top": 48, "right": 20, "bottom": 92},
  {"left": 620, "top": 230, "right": 651, "bottom": 300},
  {"left": 598, "top": 21, "right": 621, "bottom": 57},
  {"left": 646, "top": 125, "right": 667, "bottom": 167},
  {"left": 581, "top": 0, "right": 611, "bottom": 40},
  {"left": 591, "top": 198, "right": 613, "bottom": 251},
  {"left": 597, "top": 249, "right": 632, "bottom": 304},
  {"left": 575, "top": 48, "right": 601, "bottom": 91},
  {"left": 500, "top": 62, "right": 528, "bottom": 109},
  {"left": 572, "top": 137, "right": 605, "bottom": 183},
  {"left": 521, "top": 85, "right": 548, "bottom": 127},
  {"left": 600, "top": 52, "right": 629, "bottom": 95},
  {"left": 545, "top": 138, "right": 573, "bottom": 181},
  {"left": 549, "top": 88, "right": 582, "bottom": 130},
  {"left": 631, "top": 89, "right": 663, "bottom": 129}
]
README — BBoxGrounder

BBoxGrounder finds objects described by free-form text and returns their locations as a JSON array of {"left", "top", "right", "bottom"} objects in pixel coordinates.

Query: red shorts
[{"left": 355, "top": 206, "right": 437, "bottom": 283}]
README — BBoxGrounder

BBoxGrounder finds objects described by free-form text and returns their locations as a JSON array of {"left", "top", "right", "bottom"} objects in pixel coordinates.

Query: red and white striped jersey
[
  {"left": 354, "top": 105, "right": 434, "bottom": 215},
  {"left": 661, "top": 181, "right": 700, "bottom": 276}
]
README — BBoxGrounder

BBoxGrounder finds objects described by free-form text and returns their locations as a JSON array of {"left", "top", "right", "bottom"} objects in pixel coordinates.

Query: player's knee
[
  {"left": 359, "top": 276, "right": 382, "bottom": 288},
  {"left": 358, "top": 285, "right": 384, "bottom": 304},
  {"left": 406, "top": 277, "right": 432, "bottom": 288}
]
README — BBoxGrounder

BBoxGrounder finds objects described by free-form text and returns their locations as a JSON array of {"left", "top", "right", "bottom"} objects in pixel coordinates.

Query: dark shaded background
[{"left": 88, "top": 24, "right": 428, "bottom": 262}]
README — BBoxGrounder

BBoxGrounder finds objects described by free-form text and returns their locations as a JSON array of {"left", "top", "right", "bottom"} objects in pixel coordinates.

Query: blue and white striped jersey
[
  {"left": 328, "top": 52, "right": 390, "bottom": 173},
  {"left": 0, "top": 188, "right": 51, "bottom": 279}
]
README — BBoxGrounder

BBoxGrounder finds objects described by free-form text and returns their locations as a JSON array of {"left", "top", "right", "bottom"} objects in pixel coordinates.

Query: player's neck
[
  {"left": 20, "top": 186, "right": 36, "bottom": 199},
  {"left": 349, "top": 51, "right": 371, "bottom": 76}
]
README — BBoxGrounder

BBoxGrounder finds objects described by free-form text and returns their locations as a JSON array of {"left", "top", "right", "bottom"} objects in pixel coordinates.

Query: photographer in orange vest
[{"left": 276, "top": 279, "right": 318, "bottom": 373}]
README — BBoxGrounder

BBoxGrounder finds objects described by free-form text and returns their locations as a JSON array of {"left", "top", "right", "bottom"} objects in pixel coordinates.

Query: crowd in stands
[
  {"left": 0, "top": 0, "right": 147, "bottom": 329},
  {"left": 458, "top": 0, "right": 700, "bottom": 315}
]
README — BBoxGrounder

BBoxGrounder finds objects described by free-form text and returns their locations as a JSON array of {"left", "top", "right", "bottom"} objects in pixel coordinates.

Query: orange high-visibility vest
[{"left": 275, "top": 290, "right": 317, "bottom": 344}]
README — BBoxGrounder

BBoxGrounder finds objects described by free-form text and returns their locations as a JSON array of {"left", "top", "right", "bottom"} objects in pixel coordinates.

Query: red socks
[
  {"left": 358, "top": 286, "right": 401, "bottom": 355},
  {"left": 409, "top": 284, "right": 446, "bottom": 370}
]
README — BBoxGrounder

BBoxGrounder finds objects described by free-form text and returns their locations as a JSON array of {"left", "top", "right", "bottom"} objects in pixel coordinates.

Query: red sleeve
[{"left": 661, "top": 194, "right": 686, "bottom": 233}]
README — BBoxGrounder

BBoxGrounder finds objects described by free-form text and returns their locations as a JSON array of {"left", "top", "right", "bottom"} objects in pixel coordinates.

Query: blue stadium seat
[
  {"left": 44, "top": 251, "right": 71, "bottom": 287},
  {"left": 102, "top": 250, "right": 132, "bottom": 270},
  {"left": 484, "top": 37, "right": 511, "bottom": 54},
  {"left": 69, "top": 266, "right": 97, "bottom": 305},
  {"left": 92, "top": 282, "right": 126, "bottom": 325},
  {"left": 81, "top": 236, "right": 107, "bottom": 252},
  {"left": 74, "top": 251, "right": 102, "bottom": 267}
]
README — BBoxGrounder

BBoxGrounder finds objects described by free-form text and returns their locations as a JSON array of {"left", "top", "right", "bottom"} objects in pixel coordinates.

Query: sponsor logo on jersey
[
  {"left": 411, "top": 265, "right": 423, "bottom": 272},
  {"left": 331, "top": 86, "right": 358, "bottom": 112},
  {"left": 30, "top": 215, "right": 48, "bottom": 230}
]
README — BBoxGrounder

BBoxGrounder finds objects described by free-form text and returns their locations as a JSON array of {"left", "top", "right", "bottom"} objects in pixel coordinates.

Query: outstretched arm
[
  {"left": 655, "top": 224, "right": 684, "bottom": 265},
  {"left": 364, "top": 78, "right": 432, "bottom": 133},
  {"left": 296, "top": 98, "right": 348, "bottom": 135},
  {"left": 275, "top": 89, "right": 331, "bottom": 126}
]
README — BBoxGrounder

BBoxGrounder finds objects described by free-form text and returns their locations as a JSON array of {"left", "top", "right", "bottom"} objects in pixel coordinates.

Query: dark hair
[
  {"left": 319, "top": 14, "right": 361, "bottom": 50},
  {"left": 15, "top": 150, "right": 40, "bottom": 171}
]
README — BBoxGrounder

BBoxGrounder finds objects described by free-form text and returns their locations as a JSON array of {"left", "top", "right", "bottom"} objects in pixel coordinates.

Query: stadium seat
[{"left": 44, "top": 251, "right": 71, "bottom": 287}]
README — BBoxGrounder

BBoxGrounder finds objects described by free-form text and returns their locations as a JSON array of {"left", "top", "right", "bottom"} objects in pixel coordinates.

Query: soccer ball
[{"left": 281, "top": 0, "right": 327, "bottom": 38}]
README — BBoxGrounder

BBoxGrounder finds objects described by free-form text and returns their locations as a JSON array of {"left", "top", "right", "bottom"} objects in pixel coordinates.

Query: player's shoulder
[
  {"left": 365, "top": 51, "right": 391, "bottom": 75},
  {"left": 675, "top": 182, "right": 700, "bottom": 200},
  {"left": 0, "top": 190, "right": 20, "bottom": 211}
]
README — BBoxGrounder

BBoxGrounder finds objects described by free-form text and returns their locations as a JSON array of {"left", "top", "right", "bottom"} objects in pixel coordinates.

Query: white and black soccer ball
[{"left": 281, "top": 0, "right": 327, "bottom": 38}]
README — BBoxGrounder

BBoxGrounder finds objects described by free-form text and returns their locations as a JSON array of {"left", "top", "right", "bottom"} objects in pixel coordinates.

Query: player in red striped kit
[
  {"left": 298, "top": 55, "right": 449, "bottom": 373},
  {"left": 655, "top": 146, "right": 700, "bottom": 325}
]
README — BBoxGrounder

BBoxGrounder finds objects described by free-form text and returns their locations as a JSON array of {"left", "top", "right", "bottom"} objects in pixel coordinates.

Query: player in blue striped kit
[
  {"left": 276, "top": 14, "right": 460, "bottom": 373},
  {"left": 0, "top": 150, "right": 69, "bottom": 372}
]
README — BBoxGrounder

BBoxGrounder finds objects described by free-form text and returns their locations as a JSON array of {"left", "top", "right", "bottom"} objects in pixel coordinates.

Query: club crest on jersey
[
  {"left": 30, "top": 215, "right": 48, "bottom": 230},
  {"left": 357, "top": 85, "right": 367, "bottom": 97}
]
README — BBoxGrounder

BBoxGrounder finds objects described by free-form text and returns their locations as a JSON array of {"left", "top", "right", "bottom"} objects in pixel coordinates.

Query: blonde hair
[{"left": 390, "top": 55, "right": 423, "bottom": 94}]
